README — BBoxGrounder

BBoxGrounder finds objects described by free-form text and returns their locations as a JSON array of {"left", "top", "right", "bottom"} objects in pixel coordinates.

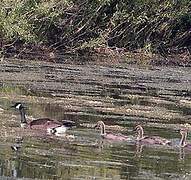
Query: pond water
[{"left": 0, "top": 58, "right": 191, "bottom": 179}]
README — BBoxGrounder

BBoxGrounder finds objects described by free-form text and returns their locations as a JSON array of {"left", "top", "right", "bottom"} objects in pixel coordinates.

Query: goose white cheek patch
[{"left": 16, "top": 104, "right": 22, "bottom": 109}]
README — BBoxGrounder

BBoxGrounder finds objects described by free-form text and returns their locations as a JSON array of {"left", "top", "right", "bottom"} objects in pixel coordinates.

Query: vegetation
[{"left": 0, "top": 0, "right": 191, "bottom": 60}]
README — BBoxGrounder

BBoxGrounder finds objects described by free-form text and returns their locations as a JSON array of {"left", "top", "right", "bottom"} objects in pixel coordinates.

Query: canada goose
[
  {"left": 134, "top": 125, "right": 171, "bottom": 145},
  {"left": 94, "top": 121, "right": 130, "bottom": 141},
  {"left": 12, "top": 102, "right": 75, "bottom": 135}
]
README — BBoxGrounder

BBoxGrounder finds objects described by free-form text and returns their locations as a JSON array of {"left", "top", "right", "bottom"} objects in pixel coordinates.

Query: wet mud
[{"left": 0, "top": 59, "right": 191, "bottom": 125}]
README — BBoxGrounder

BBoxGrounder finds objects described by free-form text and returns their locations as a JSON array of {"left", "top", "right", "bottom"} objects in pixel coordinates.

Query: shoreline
[{"left": 1, "top": 45, "right": 190, "bottom": 67}]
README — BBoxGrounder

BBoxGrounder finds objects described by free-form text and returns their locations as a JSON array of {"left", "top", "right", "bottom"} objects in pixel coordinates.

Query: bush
[{"left": 0, "top": 0, "right": 191, "bottom": 57}]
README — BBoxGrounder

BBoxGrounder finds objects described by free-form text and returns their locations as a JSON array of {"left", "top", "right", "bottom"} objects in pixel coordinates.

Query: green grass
[{"left": 0, "top": 0, "right": 191, "bottom": 58}]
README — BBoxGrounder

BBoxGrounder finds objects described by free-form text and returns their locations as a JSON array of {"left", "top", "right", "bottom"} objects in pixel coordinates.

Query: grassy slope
[{"left": 0, "top": 0, "right": 191, "bottom": 60}]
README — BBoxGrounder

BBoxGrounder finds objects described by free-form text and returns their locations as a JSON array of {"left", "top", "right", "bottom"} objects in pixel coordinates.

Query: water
[{"left": 0, "top": 59, "right": 191, "bottom": 179}]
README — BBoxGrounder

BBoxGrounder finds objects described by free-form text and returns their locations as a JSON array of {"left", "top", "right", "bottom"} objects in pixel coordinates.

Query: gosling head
[
  {"left": 180, "top": 128, "right": 188, "bottom": 137},
  {"left": 94, "top": 121, "right": 106, "bottom": 136},
  {"left": 134, "top": 125, "right": 144, "bottom": 139},
  {"left": 94, "top": 121, "right": 105, "bottom": 129},
  {"left": 134, "top": 125, "right": 143, "bottom": 133}
]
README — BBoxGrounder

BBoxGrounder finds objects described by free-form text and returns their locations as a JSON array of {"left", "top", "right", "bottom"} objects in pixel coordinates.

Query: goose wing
[
  {"left": 29, "top": 118, "right": 61, "bottom": 127},
  {"left": 62, "top": 120, "right": 76, "bottom": 127}
]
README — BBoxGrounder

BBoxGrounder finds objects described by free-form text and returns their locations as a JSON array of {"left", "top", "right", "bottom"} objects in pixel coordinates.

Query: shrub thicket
[{"left": 0, "top": 0, "right": 191, "bottom": 57}]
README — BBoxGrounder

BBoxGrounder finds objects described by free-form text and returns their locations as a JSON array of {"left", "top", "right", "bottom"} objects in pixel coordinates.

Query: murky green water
[{"left": 0, "top": 59, "right": 191, "bottom": 179}]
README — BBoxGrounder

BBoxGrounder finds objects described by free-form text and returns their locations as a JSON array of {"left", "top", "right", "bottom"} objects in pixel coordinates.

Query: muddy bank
[
  {"left": 0, "top": 58, "right": 191, "bottom": 128},
  {"left": 2, "top": 48, "right": 191, "bottom": 67}
]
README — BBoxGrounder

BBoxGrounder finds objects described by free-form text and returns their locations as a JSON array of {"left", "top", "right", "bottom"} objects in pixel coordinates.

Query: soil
[{"left": 0, "top": 57, "right": 190, "bottom": 130}]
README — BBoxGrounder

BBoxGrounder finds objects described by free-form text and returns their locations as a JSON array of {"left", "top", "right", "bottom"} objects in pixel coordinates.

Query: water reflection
[
  {"left": 179, "top": 147, "right": 185, "bottom": 160},
  {"left": 134, "top": 143, "right": 144, "bottom": 158},
  {"left": 0, "top": 126, "right": 191, "bottom": 179}
]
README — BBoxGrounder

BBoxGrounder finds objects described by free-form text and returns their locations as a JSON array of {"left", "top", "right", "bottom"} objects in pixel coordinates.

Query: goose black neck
[{"left": 19, "top": 108, "right": 27, "bottom": 124}]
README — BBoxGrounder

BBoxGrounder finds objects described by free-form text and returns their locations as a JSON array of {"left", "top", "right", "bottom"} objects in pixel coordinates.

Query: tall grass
[{"left": 0, "top": 0, "right": 191, "bottom": 57}]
